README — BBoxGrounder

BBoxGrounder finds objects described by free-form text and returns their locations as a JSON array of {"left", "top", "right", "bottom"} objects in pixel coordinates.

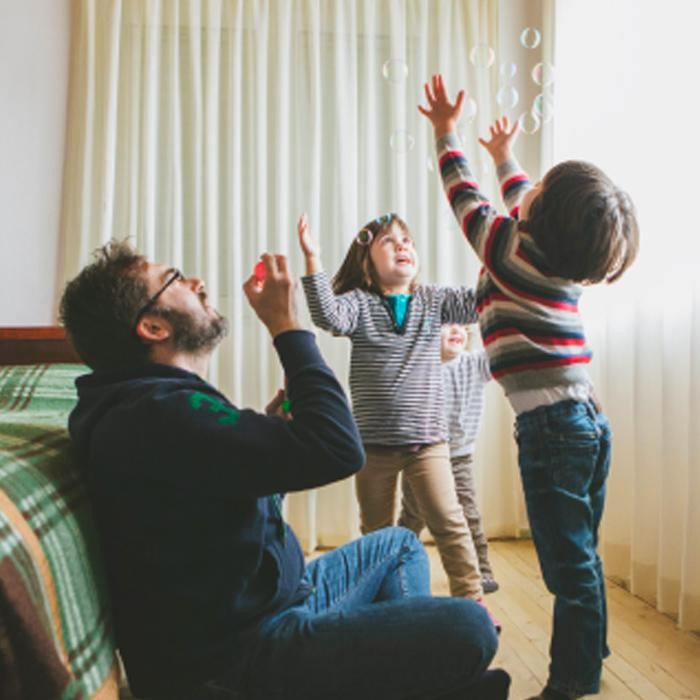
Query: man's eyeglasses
[{"left": 133, "top": 269, "right": 184, "bottom": 329}]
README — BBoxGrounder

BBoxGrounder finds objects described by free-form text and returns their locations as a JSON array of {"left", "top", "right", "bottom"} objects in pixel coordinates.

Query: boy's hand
[
  {"left": 417, "top": 74, "right": 465, "bottom": 139},
  {"left": 297, "top": 213, "right": 322, "bottom": 274},
  {"left": 478, "top": 116, "right": 520, "bottom": 165}
]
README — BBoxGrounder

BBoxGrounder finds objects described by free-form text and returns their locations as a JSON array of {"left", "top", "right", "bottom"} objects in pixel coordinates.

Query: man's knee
[
  {"left": 424, "top": 598, "right": 498, "bottom": 671},
  {"left": 388, "top": 525, "right": 427, "bottom": 556}
]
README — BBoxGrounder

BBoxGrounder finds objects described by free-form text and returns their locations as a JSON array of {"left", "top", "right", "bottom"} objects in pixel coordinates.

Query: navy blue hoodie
[{"left": 68, "top": 330, "right": 364, "bottom": 697}]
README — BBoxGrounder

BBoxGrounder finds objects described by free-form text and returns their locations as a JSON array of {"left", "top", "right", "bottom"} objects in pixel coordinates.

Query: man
[{"left": 59, "top": 241, "right": 509, "bottom": 700}]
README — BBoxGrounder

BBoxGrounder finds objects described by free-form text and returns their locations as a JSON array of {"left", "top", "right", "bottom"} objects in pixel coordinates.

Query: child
[
  {"left": 419, "top": 74, "right": 639, "bottom": 700},
  {"left": 400, "top": 323, "right": 499, "bottom": 594},
  {"left": 297, "top": 212, "right": 489, "bottom": 605}
]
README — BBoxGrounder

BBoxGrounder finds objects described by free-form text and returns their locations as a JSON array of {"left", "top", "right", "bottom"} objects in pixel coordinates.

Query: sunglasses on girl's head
[{"left": 356, "top": 214, "right": 396, "bottom": 246}]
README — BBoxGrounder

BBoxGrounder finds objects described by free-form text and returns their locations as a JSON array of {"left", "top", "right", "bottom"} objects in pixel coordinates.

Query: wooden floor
[{"left": 426, "top": 540, "right": 700, "bottom": 699}]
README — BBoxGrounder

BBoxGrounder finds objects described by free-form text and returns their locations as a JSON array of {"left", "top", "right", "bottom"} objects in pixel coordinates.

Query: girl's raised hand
[
  {"left": 417, "top": 74, "right": 465, "bottom": 138},
  {"left": 297, "top": 213, "right": 319, "bottom": 258},
  {"left": 478, "top": 116, "right": 520, "bottom": 165},
  {"left": 297, "top": 213, "right": 322, "bottom": 275}
]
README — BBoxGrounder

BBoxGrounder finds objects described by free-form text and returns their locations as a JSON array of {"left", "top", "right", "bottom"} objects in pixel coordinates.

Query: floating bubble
[
  {"left": 426, "top": 156, "right": 435, "bottom": 173},
  {"left": 469, "top": 44, "right": 495, "bottom": 69},
  {"left": 389, "top": 130, "right": 415, "bottom": 153},
  {"left": 474, "top": 159, "right": 491, "bottom": 183},
  {"left": 462, "top": 96, "right": 478, "bottom": 122},
  {"left": 518, "top": 111, "right": 541, "bottom": 135},
  {"left": 520, "top": 27, "right": 541, "bottom": 49},
  {"left": 500, "top": 62, "right": 518, "bottom": 80},
  {"left": 532, "top": 62, "right": 555, "bottom": 86},
  {"left": 382, "top": 58, "right": 408, "bottom": 84},
  {"left": 533, "top": 93, "right": 554, "bottom": 122},
  {"left": 496, "top": 86, "right": 519, "bottom": 110}
]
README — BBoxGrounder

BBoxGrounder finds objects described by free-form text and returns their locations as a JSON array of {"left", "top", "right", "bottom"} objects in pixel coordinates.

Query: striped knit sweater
[
  {"left": 437, "top": 132, "right": 592, "bottom": 395},
  {"left": 301, "top": 270, "right": 477, "bottom": 445},
  {"left": 443, "top": 350, "right": 491, "bottom": 457}
]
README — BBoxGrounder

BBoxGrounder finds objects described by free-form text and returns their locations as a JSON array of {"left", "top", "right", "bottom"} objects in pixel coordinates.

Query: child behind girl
[
  {"left": 400, "top": 323, "right": 499, "bottom": 594},
  {"left": 419, "top": 74, "right": 639, "bottom": 700},
  {"left": 297, "top": 212, "right": 489, "bottom": 605}
]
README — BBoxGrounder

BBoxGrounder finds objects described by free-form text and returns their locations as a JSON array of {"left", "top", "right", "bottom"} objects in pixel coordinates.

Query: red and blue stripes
[{"left": 437, "top": 132, "right": 593, "bottom": 391}]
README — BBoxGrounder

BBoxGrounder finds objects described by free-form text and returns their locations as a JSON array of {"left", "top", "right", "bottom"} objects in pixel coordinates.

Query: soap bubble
[
  {"left": 469, "top": 44, "right": 495, "bottom": 69},
  {"left": 520, "top": 27, "right": 541, "bottom": 49},
  {"left": 389, "top": 130, "right": 415, "bottom": 153},
  {"left": 500, "top": 62, "right": 517, "bottom": 80},
  {"left": 532, "top": 62, "right": 555, "bottom": 86},
  {"left": 463, "top": 96, "right": 478, "bottom": 121},
  {"left": 426, "top": 156, "right": 436, "bottom": 173},
  {"left": 382, "top": 58, "right": 408, "bottom": 84},
  {"left": 533, "top": 93, "right": 554, "bottom": 122},
  {"left": 496, "top": 86, "right": 519, "bottom": 110},
  {"left": 474, "top": 159, "right": 491, "bottom": 183},
  {"left": 518, "top": 111, "right": 541, "bottom": 135}
]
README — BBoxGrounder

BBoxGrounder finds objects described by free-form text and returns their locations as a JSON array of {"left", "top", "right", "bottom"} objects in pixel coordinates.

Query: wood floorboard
[{"left": 426, "top": 541, "right": 700, "bottom": 699}]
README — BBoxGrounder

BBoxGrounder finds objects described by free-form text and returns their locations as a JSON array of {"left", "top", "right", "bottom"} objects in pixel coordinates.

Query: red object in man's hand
[{"left": 253, "top": 261, "right": 266, "bottom": 283}]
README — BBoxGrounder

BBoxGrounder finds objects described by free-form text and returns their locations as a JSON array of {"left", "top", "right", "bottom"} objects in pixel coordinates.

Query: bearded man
[{"left": 59, "top": 241, "right": 508, "bottom": 700}]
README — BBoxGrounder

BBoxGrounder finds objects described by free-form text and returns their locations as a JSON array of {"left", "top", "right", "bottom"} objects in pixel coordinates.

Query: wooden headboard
[{"left": 0, "top": 327, "right": 81, "bottom": 365}]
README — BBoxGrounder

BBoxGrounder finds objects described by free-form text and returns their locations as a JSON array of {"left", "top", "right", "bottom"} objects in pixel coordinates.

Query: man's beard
[{"left": 156, "top": 306, "right": 228, "bottom": 354}]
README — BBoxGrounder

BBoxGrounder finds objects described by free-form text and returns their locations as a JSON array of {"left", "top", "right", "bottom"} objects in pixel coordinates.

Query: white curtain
[
  {"left": 59, "top": 0, "right": 700, "bottom": 631},
  {"left": 551, "top": 0, "right": 700, "bottom": 631},
  {"left": 60, "top": 0, "right": 551, "bottom": 552}
]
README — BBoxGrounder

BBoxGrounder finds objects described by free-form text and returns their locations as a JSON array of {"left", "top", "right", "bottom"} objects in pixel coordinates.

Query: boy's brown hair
[
  {"left": 59, "top": 241, "right": 152, "bottom": 369},
  {"left": 332, "top": 213, "right": 418, "bottom": 295},
  {"left": 525, "top": 160, "right": 639, "bottom": 283}
]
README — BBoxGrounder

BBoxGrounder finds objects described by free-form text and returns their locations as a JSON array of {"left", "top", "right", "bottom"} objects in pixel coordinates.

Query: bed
[{"left": 0, "top": 327, "right": 121, "bottom": 699}]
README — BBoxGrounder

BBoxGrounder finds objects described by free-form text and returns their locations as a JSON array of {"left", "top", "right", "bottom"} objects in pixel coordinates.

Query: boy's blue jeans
[
  {"left": 515, "top": 399, "right": 612, "bottom": 697},
  {"left": 233, "top": 527, "right": 500, "bottom": 699}
]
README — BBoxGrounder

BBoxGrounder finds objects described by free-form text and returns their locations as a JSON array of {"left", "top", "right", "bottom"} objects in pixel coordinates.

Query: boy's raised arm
[
  {"left": 417, "top": 74, "right": 465, "bottom": 140},
  {"left": 479, "top": 117, "right": 532, "bottom": 217},
  {"left": 419, "top": 74, "right": 494, "bottom": 262}
]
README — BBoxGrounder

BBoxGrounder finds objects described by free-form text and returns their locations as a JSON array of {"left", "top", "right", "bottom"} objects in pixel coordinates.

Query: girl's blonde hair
[{"left": 332, "top": 213, "right": 418, "bottom": 295}]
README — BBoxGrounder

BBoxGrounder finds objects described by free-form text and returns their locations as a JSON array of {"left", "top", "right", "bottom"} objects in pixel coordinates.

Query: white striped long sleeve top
[
  {"left": 443, "top": 350, "right": 491, "bottom": 457},
  {"left": 301, "top": 271, "right": 477, "bottom": 446}
]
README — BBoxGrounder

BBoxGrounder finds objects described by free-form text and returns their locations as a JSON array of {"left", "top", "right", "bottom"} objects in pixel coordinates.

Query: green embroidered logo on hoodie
[{"left": 189, "top": 392, "right": 241, "bottom": 425}]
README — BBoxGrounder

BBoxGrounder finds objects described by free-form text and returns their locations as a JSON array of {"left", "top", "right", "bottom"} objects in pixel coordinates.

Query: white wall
[{"left": 0, "top": 0, "right": 71, "bottom": 325}]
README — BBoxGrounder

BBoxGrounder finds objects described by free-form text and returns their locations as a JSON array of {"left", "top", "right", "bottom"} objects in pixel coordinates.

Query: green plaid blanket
[{"left": 0, "top": 364, "right": 119, "bottom": 700}]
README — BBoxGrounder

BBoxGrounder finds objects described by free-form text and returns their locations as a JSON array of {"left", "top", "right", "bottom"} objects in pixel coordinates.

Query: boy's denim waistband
[{"left": 515, "top": 397, "right": 603, "bottom": 431}]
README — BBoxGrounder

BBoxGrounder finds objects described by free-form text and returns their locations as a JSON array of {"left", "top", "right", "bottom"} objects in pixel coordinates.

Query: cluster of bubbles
[
  {"left": 383, "top": 25, "right": 555, "bottom": 153},
  {"left": 495, "top": 27, "right": 554, "bottom": 135}
]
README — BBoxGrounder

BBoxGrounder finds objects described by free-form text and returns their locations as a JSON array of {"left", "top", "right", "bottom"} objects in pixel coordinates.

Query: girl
[{"left": 298, "top": 212, "right": 486, "bottom": 602}]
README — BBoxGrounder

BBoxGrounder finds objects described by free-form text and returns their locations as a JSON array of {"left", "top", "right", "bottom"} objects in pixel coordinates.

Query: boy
[
  {"left": 400, "top": 323, "right": 499, "bottom": 594},
  {"left": 419, "top": 74, "right": 639, "bottom": 699}
]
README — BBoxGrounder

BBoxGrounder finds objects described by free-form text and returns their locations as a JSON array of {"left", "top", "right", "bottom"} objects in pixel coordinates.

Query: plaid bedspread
[{"left": 0, "top": 364, "right": 120, "bottom": 700}]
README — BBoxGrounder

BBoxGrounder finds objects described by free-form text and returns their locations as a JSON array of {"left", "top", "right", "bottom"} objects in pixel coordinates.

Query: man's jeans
[
  {"left": 515, "top": 399, "right": 612, "bottom": 697},
  {"left": 234, "top": 527, "right": 500, "bottom": 700}
]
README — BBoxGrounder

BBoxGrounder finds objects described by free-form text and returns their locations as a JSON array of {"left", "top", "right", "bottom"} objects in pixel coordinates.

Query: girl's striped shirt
[
  {"left": 301, "top": 271, "right": 476, "bottom": 446},
  {"left": 437, "top": 132, "right": 592, "bottom": 396}
]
